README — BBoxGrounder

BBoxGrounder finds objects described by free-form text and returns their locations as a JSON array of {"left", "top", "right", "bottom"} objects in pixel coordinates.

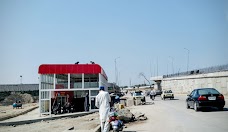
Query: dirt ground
[
  {"left": 0, "top": 103, "right": 100, "bottom": 132},
  {"left": 0, "top": 103, "right": 38, "bottom": 121},
  {"left": 0, "top": 93, "right": 142, "bottom": 132},
  {"left": 0, "top": 112, "right": 100, "bottom": 132}
]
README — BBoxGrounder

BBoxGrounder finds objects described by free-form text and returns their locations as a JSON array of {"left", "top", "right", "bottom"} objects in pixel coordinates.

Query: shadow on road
[
  {"left": 201, "top": 107, "right": 228, "bottom": 112},
  {"left": 162, "top": 98, "right": 180, "bottom": 101},
  {"left": 122, "top": 131, "right": 137, "bottom": 132},
  {"left": 144, "top": 102, "right": 155, "bottom": 105}
]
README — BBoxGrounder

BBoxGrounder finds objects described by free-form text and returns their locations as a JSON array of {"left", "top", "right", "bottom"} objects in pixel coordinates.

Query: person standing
[
  {"left": 150, "top": 89, "right": 156, "bottom": 100},
  {"left": 95, "top": 86, "right": 111, "bottom": 132}
]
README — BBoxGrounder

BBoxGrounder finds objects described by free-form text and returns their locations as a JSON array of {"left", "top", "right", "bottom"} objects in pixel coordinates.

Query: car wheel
[
  {"left": 218, "top": 107, "right": 223, "bottom": 111},
  {"left": 186, "top": 102, "right": 190, "bottom": 109},
  {"left": 194, "top": 102, "right": 198, "bottom": 112}
]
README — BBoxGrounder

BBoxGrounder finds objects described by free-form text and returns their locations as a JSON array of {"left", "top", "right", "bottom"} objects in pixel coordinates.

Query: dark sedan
[
  {"left": 155, "top": 90, "right": 162, "bottom": 96},
  {"left": 186, "top": 88, "right": 225, "bottom": 111}
]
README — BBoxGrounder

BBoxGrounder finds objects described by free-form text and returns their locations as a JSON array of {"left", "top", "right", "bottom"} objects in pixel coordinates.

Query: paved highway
[{"left": 124, "top": 94, "right": 228, "bottom": 132}]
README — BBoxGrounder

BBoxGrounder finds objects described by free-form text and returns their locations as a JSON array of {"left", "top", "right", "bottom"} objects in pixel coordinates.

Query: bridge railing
[{"left": 163, "top": 64, "right": 228, "bottom": 78}]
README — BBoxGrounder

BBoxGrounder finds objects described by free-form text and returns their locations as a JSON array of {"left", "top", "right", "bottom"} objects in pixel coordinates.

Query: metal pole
[
  {"left": 115, "top": 60, "right": 116, "bottom": 84},
  {"left": 184, "top": 48, "right": 190, "bottom": 73},
  {"left": 20, "top": 75, "right": 22, "bottom": 84},
  {"left": 169, "top": 56, "right": 174, "bottom": 74},
  {"left": 114, "top": 57, "right": 120, "bottom": 85},
  {"left": 150, "top": 61, "right": 152, "bottom": 77},
  {"left": 156, "top": 57, "right": 158, "bottom": 76},
  {"left": 172, "top": 59, "right": 174, "bottom": 74}
]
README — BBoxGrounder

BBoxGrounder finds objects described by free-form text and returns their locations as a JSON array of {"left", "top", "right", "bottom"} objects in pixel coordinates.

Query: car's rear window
[
  {"left": 164, "top": 90, "right": 172, "bottom": 93},
  {"left": 134, "top": 92, "right": 142, "bottom": 96},
  {"left": 198, "top": 89, "right": 220, "bottom": 95}
]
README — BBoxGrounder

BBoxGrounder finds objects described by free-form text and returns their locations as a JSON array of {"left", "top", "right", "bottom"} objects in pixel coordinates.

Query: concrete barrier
[
  {"left": 126, "top": 99, "right": 134, "bottom": 107},
  {"left": 134, "top": 99, "right": 142, "bottom": 106}
]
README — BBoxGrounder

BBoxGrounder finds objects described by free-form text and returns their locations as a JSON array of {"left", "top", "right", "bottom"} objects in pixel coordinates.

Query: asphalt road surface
[{"left": 124, "top": 94, "right": 228, "bottom": 132}]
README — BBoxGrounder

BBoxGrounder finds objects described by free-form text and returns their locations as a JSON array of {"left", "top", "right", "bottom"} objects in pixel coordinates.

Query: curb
[
  {"left": 0, "top": 111, "right": 97, "bottom": 126},
  {"left": 0, "top": 106, "right": 38, "bottom": 122}
]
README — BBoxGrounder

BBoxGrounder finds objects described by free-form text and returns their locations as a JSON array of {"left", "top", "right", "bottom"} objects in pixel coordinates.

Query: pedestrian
[
  {"left": 114, "top": 94, "right": 120, "bottom": 104},
  {"left": 150, "top": 89, "right": 156, "bottom": 100},
  {"left": 95, "top": 86, "right": 111, "bottom": 132}
]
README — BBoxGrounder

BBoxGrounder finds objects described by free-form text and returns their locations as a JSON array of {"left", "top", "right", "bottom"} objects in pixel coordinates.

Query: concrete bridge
[{"left": 151, "top": 71, "right": 228, "bottom": 95}]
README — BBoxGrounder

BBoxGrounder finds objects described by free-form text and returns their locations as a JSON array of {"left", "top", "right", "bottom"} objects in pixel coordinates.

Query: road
[{"left": 124, "top": 94, "right": 228, "bottom": 132}]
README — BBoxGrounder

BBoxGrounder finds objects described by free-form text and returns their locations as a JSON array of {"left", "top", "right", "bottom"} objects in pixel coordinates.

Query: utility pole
[
  {"left": 118, "top": 72, "right": 120, "bottom": 86},
  {"left": 150, "top": 61, "right": 151, "bottom": 77},
  {"left": 169, "top": 56, "right": 174, "bottom": 74},
  {"left": 156, "top": 57, "right": 158, "bottom": 76},
  {"left": 20, "top": 75, "right": 22, "bottom": 84},
  {"left": 114, "top": 57, "right": 120, "bottom": 85},
  {"left": 129, "top": 78, "right": 131, "bottom": 88},
  {"left": 184, "top": 48, "right": 190, "bottom": 73}
]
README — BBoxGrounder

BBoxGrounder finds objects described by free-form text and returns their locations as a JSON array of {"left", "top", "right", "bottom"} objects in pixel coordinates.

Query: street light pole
[
  {"left": 114, "top": 57, "right": 120, "bottom": 85},
  {"left": 20, "top": 75, "right": 22, "bottom": 84},
  {"left": 169, "top": 56, "right": 174, "bottom": 74},
  {"left": 184, "top": 48, "right": 190, "bottom": 73}
]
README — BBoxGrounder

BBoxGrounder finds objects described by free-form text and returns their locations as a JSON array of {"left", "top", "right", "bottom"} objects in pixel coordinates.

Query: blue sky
[{"left": 0, "top": 0, "right": 228, "bottom": 86}]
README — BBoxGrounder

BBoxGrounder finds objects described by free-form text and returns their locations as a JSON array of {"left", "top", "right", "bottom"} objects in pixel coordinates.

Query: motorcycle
[
  {"left": 53, "top": 103, "right": 61, "bottom": 115},
  {"left": 109, "top": 109, "right": 123, "bottom": 132}
]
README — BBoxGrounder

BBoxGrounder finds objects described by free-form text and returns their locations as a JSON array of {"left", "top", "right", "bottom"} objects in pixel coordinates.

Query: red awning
[{"left": 38, "top": 64, "right": 107, "bottom": 80}]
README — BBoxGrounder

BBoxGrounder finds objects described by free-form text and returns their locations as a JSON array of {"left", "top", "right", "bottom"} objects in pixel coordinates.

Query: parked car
[
  {"left": 186, "top": 88, "right": 225, "bottom": 111},
  {"left": 161, "top": 90, "right": 174, "bottom": 100},
  {"left": 132, "top": 91, "right": 146, "bottom": 103}
]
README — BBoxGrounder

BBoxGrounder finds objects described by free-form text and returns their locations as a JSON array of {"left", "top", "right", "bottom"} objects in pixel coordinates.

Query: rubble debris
[
  {"left": 116, "top": 108, "right": 148, "bottom": 123},
  {"left": 89, "top": 118, "right": 94, "bottom": 121},
  {"left": 134, "top": 112, "right": 147, "bottom": 121},
  {"left": 2, "top": 93, "right": 34, "bottom": 105},
  {"left": 68, "top": 126, "right": 74, "bottom": 130},
  {"left": 1, "top": 111, "right": 6, "bottom": 113},
  {"left": 117, "top": 108, "right": 134, "bottom": 123}
]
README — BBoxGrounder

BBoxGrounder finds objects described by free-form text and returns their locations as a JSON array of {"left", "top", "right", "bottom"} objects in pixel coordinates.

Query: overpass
[{"left": 150, "top": 65, "right": 228, "bottom": 95}]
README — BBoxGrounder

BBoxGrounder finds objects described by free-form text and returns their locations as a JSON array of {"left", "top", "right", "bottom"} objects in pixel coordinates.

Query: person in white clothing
[
  {"left": 150, "top": 89, "right": 156, "bottom": 100},
  {"left": 95, "top": 86, "right": 111, "bottom": 132}
]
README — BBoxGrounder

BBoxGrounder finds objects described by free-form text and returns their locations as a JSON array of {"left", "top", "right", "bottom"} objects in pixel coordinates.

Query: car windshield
[
  {"left": 164, "top": 90, "right": 172, "bottom": 93},
  {"left": 198, "top": 89, "right": 220, "bottom": 95}
]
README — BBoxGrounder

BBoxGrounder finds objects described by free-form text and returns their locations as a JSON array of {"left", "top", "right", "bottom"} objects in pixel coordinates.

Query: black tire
[
  {"left": 186, "top": 102, "right": 190, "bottom": 109},
  {"left": 194, "top": 102, "right": 198, "bottom": 112},
  {"left": 218, "top": 107, "right": 224, "bottom": 111}
]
